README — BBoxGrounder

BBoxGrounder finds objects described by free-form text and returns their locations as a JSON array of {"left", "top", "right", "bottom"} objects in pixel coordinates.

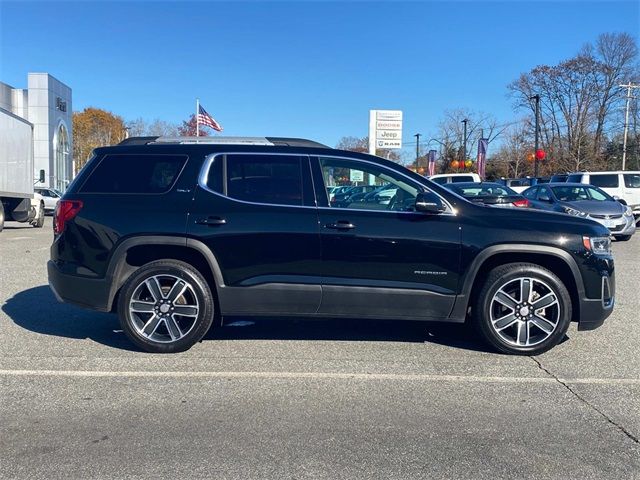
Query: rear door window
[
  {"left": 225, "top": 154, "right": 304, "bottom": 206},
  {"left": 523, "top": 187, "right": 538, "bottom": 200},
  {"left": 589, "top": 174, "right": 619, "bottom": 188},
  {"left": 81, "top": 154, "right": 187, "bottom": 194},
  {"left": 624, "top": 174, "right": 640, "bottom": 188}
]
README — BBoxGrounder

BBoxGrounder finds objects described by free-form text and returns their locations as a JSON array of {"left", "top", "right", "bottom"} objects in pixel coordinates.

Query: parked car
[
  {"left": 330, "top": 185, "right": 378, "bottom": 207},
  {"left": 443, "top": 182, "right": 530, "bottom": 208},
  {"left": 565, "top": 171, "right": 640, "bottom": 223},
  {"left": 496, "top": 177, "right": 537, "bottom": 193},
  {"left": 49, "top": 135, "right": 615, "bottom": 355},
  {"left": 522, "top": 183, "right": 636, "bottom": 240},
  {"left": 35, "top": 187, "right": 62, "bottom": 214},
  {"left": 428, "top": 173, "right": 481, "bottom": 185}
]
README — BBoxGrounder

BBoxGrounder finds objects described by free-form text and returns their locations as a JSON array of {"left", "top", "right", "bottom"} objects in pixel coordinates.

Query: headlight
[
  {"left": 564, "top": 206, "right": 588, "bottom": 217},
  {"left": 583, "top": 236, "right": 612, "bottom": 256},
  {"left": 624, "top": 206, "right": 633, "bottom": 218}
]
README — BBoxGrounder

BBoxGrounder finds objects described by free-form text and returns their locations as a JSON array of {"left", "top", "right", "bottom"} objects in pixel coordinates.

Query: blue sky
[{"left": 1, "top": 1, "right": 638, "bottom": 158}]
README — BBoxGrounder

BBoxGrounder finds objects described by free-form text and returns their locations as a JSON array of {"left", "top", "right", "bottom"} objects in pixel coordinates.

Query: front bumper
[
  {"left": 48, "top": 260, "right": 112, "bottom": 312},
  {"left": 577, "top": 275, "right": 615, "bottom": 331}
]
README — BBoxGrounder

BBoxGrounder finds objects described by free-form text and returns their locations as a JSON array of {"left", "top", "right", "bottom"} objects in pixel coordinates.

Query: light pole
[
  {"left": 461, "top": 119, "right": 468, "bottom": 170},
  {"left": 414, "top": 133, "right": 421, "bottom": 164},
  {"left": 620, "top": 82, "right": 639, "bottom": 170},
  {"left": 530, "top": 94, "right": 540, "bottom": 177}
]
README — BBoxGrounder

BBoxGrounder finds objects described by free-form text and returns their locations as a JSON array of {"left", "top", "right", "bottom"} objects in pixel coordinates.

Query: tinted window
[
  {"left": 551, "top": 186, "right": 609, "bottom": 201},
  {"left": 589, "top": 174, "right": 618, "bottom": 188},
  {"left": 566, "top": 174, "right": 583, "bottom": 183},
  {"left": 226, "top": 154, "right": 303, "bottom": 206},
  {"left": 431, "top": 177, "right": 447, "bottom": 185},
  {"left": 81, "top": 154, "right": 187, "bottom": 194},
  {"left": 319, "top": 157, "right": 420, "bottom": 211},
  {"left": 624, "top": 174, "right": 640, "bottom": 188},
  {"left": 451, "top": 175, "right": 475, "bottom": 183}
]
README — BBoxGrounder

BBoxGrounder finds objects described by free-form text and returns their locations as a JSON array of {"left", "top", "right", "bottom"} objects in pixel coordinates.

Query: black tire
[
  {"left": 118, "top": 259, "right": 215, "bottom": 353},
  {"left": 615, "top": 235, "right": 632, "bottom": 242},
  {"left": 473, "top": 262, "right": 572, "bottom": 355},
  {"left": 0, "top": 202, "right": 4, "bottom": 232}
]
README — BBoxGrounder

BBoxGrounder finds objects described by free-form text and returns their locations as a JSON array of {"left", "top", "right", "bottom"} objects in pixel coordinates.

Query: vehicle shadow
[
  {"left": 3, "top": 285, "right": 138, "bottom": 351},
  {"left": 209, "top": 316, "right": 493, "bottom": 353},
  {"left": 5, "top": 286, "right": 493, "bottom": 353}
]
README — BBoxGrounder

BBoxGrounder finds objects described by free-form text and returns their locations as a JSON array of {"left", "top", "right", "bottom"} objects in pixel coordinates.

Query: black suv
[{"left": 48, "top": 136, "right": 615, "bottom": 355}]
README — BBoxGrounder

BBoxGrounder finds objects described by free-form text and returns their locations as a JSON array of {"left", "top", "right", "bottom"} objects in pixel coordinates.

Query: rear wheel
[
  {"left": 473, "top": 263, "right": 572, "bottom": 355},
  {"left": 118, "top": 259, "right": 215, "bottom": 353}
]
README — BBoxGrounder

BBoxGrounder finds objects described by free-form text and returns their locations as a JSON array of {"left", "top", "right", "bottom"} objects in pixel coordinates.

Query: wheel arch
[
  {"left": 105, "top": 236, "right": 225, "bottom": 314},
  {"left": 450, "top": 245, "right": 585, "bottom": 323}
]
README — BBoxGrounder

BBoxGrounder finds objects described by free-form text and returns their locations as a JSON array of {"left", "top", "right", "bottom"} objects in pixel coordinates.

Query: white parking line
[{"left": 0, "top": 369, "right": 638, "bottom": 385}]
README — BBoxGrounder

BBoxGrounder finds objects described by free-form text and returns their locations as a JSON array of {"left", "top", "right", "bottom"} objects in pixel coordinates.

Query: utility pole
[
  {"left": 530, "top": 94, "right": 540, "bottom": 177},
  {"left": 414, "top": 133, "right": 421, "bottom": 164},
  {"left": 620, "top": 82, "right": 639, "bottom": 170},
  {"left": 461, "top": 119, "right": 468, "bottom": 169}
]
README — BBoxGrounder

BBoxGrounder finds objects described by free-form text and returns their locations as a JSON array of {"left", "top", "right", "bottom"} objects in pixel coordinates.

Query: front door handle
[
  {"left": 195, "top": 216, "right": 227, "bottom": 226},
  {"left": 325, "top": 221, "right": 355, "bottom": 230}
]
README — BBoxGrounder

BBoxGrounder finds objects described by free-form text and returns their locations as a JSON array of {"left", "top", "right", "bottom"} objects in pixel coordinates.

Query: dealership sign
[{"left": 369, "top": 110, "right": 403, "bottom": 153}]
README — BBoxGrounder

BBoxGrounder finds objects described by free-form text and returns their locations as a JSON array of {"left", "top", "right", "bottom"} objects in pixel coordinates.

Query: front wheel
[
  {"left": 473, "top": 263, "right": 572, "bottom": 355},
  {"left": 118, "top": 259, "right": 215, "bottom": 353}
]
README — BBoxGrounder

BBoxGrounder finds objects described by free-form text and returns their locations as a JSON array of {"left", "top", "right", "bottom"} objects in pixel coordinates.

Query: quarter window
[
  {"left": 81, "top": 154, "right": 187, "bottom": 194},
  {"left": 589, "top": 174, "right": 619, "bottom": 188},
  {"left": 624, "top": 174, "right": 640, "bottom": 188},
  {"left": 225, "top": 154, "right": 303, "bottom": 206}
]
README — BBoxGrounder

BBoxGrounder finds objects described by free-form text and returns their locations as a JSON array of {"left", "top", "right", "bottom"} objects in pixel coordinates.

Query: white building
[{"left": 0, "top": 73, "right": 73, "bottom": 191}]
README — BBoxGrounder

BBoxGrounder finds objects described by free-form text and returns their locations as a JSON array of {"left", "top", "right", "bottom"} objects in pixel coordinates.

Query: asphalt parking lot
[{"left": 1, "top": 217, "right": 639, "bottom": 479}]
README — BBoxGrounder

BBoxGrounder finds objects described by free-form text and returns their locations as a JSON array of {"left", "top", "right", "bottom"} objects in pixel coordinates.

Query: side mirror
[
  {"left": 617, "top": 198, "right": 628, "bottom": 206},
  {"left": 415, "top": 192, "right": 446, "bottom": 214},
  {"left": 39, "top": 169, "right": 45, "bottom": 183}
]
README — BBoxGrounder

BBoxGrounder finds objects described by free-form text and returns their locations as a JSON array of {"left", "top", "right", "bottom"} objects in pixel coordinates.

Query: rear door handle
[
  {"left": 325, "top": 221, "right": 355, "bottom": 230},
  {"left": 195, "top": 216, "right": 227, "bottom": 226}
]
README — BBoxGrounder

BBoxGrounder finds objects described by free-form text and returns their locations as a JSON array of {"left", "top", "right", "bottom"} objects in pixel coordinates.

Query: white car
[
  {"left": 34, "top": 187, "right": 62, "bottom": 214},
  {"left": 428, "top": 173, "right": 481, "bottom": 185},
  {"left": 29, "top": 192, "right": 45, "bottom": 227},
  {"left": 566, "top": 171, "right": 640, "bottom": 223}
]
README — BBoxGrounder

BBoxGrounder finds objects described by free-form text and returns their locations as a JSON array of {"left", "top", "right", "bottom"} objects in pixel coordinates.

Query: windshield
[{"left": 551, "top": 185, "right": 612, "bottom": 202}]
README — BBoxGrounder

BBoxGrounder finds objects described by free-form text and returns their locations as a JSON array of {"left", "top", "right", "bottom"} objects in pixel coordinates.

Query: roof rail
[{"left": 118, "top": 136, "right": 329, "bottom": 148}]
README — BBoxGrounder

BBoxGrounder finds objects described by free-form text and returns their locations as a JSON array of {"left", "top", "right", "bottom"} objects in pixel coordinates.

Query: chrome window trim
[
  {"left": 198, "top": 152, "right": 316, "bottom": 210},
  {"left": 198, "top": 151, "right": 457, "bottom": 215}
]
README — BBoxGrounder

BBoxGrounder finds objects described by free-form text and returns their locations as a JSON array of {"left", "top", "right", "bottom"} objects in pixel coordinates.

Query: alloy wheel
[
  {"left": 489, "top": 277, "right": 560, "bottom": 347},
  {"left": 128, "top": 274, "right": 200, "bottom": 343}
]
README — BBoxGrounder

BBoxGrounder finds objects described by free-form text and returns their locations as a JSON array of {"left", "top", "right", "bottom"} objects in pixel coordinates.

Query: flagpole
[{"left": 196, "top": 98, "right": 200, "bottom": 139}]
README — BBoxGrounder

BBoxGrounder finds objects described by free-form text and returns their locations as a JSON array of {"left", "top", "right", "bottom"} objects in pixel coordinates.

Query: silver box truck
[{"left": 0, "top": 108, "right": 44, "bottom": 231}]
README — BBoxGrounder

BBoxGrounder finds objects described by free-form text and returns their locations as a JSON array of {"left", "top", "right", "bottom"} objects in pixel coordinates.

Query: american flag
[
  {"left": 477, "top": 138, "right": 488, "bottom": 179},
  {"left": 427, "top": 150, "right": 437, "bottom": 176},
  {"left": 197, "top": 105, "right": 223, "bottom": 132}
]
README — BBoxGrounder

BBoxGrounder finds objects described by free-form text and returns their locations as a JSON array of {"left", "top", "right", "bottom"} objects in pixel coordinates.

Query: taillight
[
  {"left": 512, "top": 199, "right": 530, "bottom": 208},
  {"left": 54, "top": 200, "right": 83, "bottom": 234}
]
